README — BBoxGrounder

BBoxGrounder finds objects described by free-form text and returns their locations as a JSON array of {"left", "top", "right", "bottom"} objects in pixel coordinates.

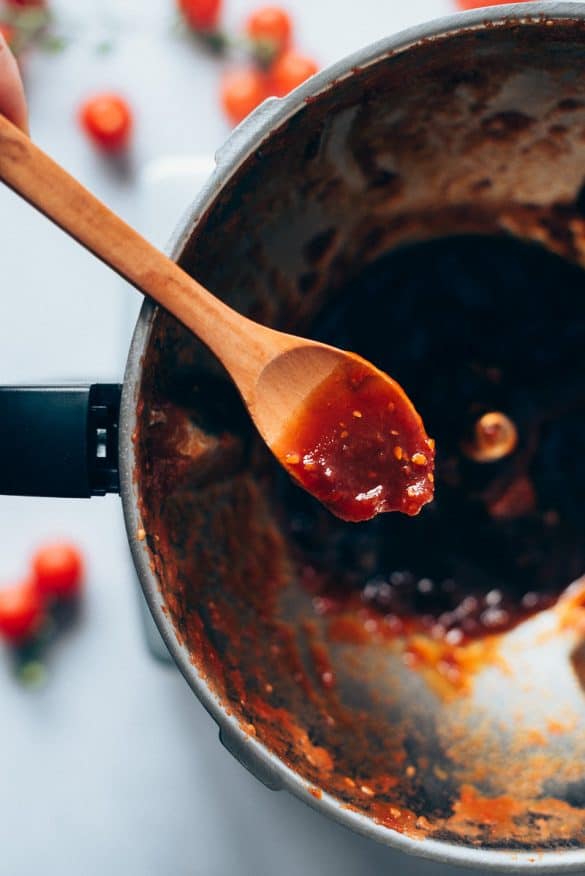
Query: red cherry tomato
[
  {"left": 4, "top": 0, "right": 45, "bottom": 6},
  {"left": 0, "top": 581, "right": 44, "bottom": 643},
  {"left": 79, "top": 93, "right": 133, "bottom": 152},
  {"left": 456, "top": 0, "right": 531, "bottom": 7},
  {"left": 269, "top": 50, "right": 318, "bottom": 98},
  {"left": 221, "top": 67, "right": 269, "bottom": 125},
  {"left": 178, "top": 0, "right": 222, "bottom": 31},
  {"left": 246, "top": 6, "right": 292, "bottom": 55},
  {"left": 32, "top": 543, "right": 84, "bottom": 601}
]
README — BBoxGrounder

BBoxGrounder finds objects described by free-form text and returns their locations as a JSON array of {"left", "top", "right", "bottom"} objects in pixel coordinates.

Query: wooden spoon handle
[{"left": 0, "top": 114, "right": 276, "bottom": 387}]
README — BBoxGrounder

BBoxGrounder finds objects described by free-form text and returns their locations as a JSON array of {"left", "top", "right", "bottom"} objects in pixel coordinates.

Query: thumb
[{"left": 0, "top": 36, "right": 28, "bottom": 133}]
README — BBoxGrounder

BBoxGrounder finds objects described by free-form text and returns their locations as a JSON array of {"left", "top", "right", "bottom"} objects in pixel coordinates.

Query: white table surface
[{"left": 0, "top": 2, "right": 488, "bottom": 875}]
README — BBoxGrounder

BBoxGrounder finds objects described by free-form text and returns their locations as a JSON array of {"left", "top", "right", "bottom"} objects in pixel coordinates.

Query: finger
[{"left": 0, "top": 36, "right": 28, "bottom": 133}]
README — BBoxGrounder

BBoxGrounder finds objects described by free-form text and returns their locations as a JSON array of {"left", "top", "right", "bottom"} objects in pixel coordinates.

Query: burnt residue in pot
[
  {"left": 136, "top": 18, "right": 585, "bottom": 853},
  {"left": 136, "top": 237, "right": 585, "bottom": 850}
]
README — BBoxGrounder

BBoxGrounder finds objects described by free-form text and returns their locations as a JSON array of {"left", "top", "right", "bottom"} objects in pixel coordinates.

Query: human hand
[{"left": 0, "top": 34, "right": 27, "bottom": 133}]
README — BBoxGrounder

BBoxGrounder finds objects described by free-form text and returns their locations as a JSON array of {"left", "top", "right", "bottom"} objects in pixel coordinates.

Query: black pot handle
[{"left": 0, "top": 384, "right": 121, "bottom": 498}]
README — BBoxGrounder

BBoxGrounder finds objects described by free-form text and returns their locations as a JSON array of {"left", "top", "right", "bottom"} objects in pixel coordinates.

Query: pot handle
[{"left": 0, "top": 384, "right": 121, "bottom": 498}]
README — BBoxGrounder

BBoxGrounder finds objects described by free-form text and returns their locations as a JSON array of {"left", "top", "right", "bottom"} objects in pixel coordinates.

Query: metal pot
[{"left": 3, "top": 3, "right": 585, "bottom": 871}]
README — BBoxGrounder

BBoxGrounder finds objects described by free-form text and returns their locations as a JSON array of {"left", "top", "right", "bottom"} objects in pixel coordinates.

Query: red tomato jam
[{"left": 276, "top": 359, "right": 435, "bottom": 522}]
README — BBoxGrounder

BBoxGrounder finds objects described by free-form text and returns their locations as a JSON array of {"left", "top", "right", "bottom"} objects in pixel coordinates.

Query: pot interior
[{"left": 136, "top": 17, "right": 585, "bottom": 854}]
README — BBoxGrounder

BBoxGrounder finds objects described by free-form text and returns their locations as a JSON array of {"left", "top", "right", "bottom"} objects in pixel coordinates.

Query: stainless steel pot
[{"left": 3, "top": 3, "right": 585, "bottom": 871}]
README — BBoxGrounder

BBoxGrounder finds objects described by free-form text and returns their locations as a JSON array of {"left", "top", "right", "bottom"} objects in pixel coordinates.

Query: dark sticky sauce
[
  {"left": 274, "top": 236, "right": 585, "bottom": 642},
  {"left": 276, "top": 358, "right": 435, "bottom": 522}
]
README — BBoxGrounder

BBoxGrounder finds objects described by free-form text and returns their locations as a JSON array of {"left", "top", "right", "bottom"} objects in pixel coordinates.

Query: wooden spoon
[{"left": 0, "top": 114, "right": 435, "bottom": 522}]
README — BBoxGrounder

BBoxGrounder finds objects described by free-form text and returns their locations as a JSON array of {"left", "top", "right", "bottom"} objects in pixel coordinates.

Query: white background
[{"left": 0, "top": 1, "right": 500, "bottom": 874}]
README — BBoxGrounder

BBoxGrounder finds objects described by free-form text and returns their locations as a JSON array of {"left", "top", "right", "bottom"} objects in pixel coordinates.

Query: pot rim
[{"left": 119, "top": 4, "right": 585, "bottom": 870}]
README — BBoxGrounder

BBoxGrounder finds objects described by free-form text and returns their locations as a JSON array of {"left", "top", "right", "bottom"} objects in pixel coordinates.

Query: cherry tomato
[
  {"left": 4, "top": 0, "right": 45, "bottom": 6},
  {"left": 221, "top": 67, "right": 268, "bottom": 125},
  {"left": 178, "top": 0, "right": 222, "bottom": 31},
  {"left": 32, "top": 543, "right": 84, "bottom": 601},
  {"left": 456, "top": 0, "right": 531, "bottom": 7},
  {"left": 269, "top": 50, "right": 318, "bottom": 97},
  {"left": 79, "top": 93, "right": 133, "bottom": 152},
  {"left": 246, "top": 6, "right": 292, "bottom": 56},
  {"left": 0, "top": 580, "right": 44, "bottom": 643}
]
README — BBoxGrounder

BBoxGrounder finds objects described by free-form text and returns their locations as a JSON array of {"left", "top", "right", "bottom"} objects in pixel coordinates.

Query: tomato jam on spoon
[{"left": 276, "top": 357, "right": 435, "bottom": 522}]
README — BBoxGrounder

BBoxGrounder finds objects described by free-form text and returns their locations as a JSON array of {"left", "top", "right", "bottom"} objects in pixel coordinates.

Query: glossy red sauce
[{"left": 275, "top": 358, "right": 435, "bottom": 522}]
